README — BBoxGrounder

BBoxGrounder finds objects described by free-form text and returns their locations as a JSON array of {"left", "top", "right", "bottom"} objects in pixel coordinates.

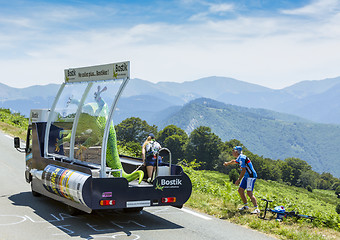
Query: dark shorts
[{"left": 145, "top": 156, "right": 162, "bottom": 166}]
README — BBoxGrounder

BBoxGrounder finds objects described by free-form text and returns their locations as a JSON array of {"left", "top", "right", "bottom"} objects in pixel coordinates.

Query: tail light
[
  {"left": 100, "top": 200, "right": 116, "bottom": 206},
  {"left": 162, "top": 197, "right": 176, "bottom": 203}
]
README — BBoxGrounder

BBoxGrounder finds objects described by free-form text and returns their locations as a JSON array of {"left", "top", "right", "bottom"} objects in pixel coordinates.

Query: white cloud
[
  {"left": 0, "top": 17, "right": 33, "bottom": 29},
  {"left": 209, "top": 3, "right": 234, "bottom": 13},
  {"left": 281, "top": 0, "right": 340, "bottom": 16},
  {"left": 189, "top": 2, "right": 234, "bottom": 21},
  {"left": 1, "top": 1, "right": 340, "bottom": 90}
]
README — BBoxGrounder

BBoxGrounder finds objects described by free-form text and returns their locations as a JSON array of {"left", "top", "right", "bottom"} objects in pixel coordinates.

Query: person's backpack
[{"left": 146, "top": 140, "right": 161, "bottom": 157}]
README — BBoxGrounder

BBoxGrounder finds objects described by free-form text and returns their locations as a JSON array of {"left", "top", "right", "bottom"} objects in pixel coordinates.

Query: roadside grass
[
  {"left": 183, "top": 166, "right": 340, "bottom": 240},
  {"left": 0, "top": 121, "right": 27, "bottom": 139},
  {"left": 0, "top": 108, "right": 28, "bottom": 139}
]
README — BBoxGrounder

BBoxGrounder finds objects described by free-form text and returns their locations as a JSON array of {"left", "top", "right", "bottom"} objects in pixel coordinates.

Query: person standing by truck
[
  {"left": 142, "top": 133, "right": 162, "bottom": 183},
  {"left": 223, "top": 146, "right": 260, "bottom": 214}
]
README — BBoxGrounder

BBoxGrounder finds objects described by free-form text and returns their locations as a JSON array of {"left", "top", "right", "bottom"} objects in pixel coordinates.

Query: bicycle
[{"left": 259, "top": 198, "right": 315, "bottom": 222}]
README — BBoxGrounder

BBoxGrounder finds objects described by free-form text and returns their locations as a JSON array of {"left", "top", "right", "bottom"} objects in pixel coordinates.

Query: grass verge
[
  {"left": 0, "top": 121, "right": 27, "bottom": 139},
  {"left": 183, "top": 167, "right": 340, "bottom": 240}
]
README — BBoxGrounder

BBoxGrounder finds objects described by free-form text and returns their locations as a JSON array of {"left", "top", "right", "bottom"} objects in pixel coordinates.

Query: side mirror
[
  {"left": 14, "top": 137, "right": 26, "bottom": 153},
  {"left": 14, "top": 137, "right": 20, "bottom": 148}
]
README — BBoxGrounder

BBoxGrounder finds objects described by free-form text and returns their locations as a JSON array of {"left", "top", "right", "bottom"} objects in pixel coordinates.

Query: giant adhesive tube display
[{"left": 42, "top": 165, "right": 90, "bottom": 205}]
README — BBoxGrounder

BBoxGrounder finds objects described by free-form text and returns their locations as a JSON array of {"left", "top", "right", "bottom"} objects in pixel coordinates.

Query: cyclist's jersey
[{"left": 236, "top": 154, "right": 257, "bottom": 178}]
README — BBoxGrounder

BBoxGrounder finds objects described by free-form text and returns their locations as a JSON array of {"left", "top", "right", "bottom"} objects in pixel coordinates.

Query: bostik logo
[
  {"left": 31, "top": 111, "right": 39, "bottom": 119},
  {"left": 155, "top": 178, "right": 183, "bottom": 191},
  {"left": 160, "top": 179, "right": 182, "bottom": 186},
  {"left": 115, "top": 62, "right": 128, "bottom": 72},
  {"left": 66, "top": 69, "right": 76, "bottom": 77}
]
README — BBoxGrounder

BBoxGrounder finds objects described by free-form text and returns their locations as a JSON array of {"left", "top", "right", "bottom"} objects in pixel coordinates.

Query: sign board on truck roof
[
  {"left": 29, "top": 109, "right": 50, "bottom": 124},
  {"left": 64, "top": 61, "right": 130, "bottom": 83}
]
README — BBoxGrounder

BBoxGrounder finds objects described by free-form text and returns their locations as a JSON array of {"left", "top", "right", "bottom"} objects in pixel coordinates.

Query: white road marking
[
  {"left": 0, "top": 215, "right": 27, "bottom": 226},
  {"left": 5, "top": 135, "right": 13, "bottom": 139},
  {"left": 181, "top": 208, "right": 212, "bottom": 220}
]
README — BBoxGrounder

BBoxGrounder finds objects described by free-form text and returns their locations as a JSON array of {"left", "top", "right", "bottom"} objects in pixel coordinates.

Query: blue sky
[{"left": 1, "top": 0, "right": 340, "bottom": 89}]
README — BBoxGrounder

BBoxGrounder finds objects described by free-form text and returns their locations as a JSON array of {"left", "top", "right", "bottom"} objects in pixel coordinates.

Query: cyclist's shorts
[{"left": 240, "top": 177, "right": 256, "bottom": 191}]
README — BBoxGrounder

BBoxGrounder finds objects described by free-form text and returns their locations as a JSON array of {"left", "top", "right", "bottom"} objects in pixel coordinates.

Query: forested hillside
[{"left": 157, "top": 98, "right": 340, "bottom": 178}]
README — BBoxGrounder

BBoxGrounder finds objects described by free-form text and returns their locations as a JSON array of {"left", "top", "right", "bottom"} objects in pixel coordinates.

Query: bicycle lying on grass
[{"left": 259, "top": 199, "right": 316, "bottom": 222}]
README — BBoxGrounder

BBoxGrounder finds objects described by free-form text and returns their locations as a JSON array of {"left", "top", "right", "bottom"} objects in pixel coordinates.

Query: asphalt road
[{"left": 0, "top": 131, "right": 275, "bottom": 240}]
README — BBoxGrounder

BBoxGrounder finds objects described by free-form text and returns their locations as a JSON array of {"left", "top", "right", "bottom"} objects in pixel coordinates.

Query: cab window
[{"left": 26, "top": 128, "right": 32, "bottom": 154}]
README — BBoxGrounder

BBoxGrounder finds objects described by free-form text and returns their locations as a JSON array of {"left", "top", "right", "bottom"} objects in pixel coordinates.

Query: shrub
[
  {"left": 335, "top": 186, "right": 340, "bottom": 196},
  {"left": 336, "top": 204, "right": 340, "bottom": 214},
  {"left": 229, "top": 169, "right": 238, "bottom": 184},
  {"left": 306, "top": 185, "right": 313, "bottom": 192},
  {"left": 332, "top": 181, "right": 340, "bottom": 190}
]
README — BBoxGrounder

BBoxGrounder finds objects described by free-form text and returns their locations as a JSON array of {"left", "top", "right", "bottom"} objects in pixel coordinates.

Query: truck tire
[
  {"left": 31, "top": 182, "right": 41, "bottom": 197},
  {"left": 66, "top": 205, "right": 81, "bottom": 216},
  {"left": 25, "top": 171, "right": 32, "bottom": 183}
]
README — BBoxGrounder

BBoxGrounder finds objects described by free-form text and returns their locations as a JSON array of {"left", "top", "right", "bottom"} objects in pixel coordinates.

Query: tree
[
  {"left": 318, "top": 179, "right": 330, "bottom": 190},
  {"left": 216, "top": 139, "right": 244, "bottom": 173},
  {"left": 222, "top": 139, "right": 244, "bottom": 155},
  {"left": 280, "top": 161, "right": 294, "bottom": 185},
  {"left": 163, "top": 135, "right": 186, "bottom": 164},
  {"left": 115, "top": 117, "right": 158, "bottom": 145},
  {"left": 243, "top": 150, "right": 272, "bottom": 181},
  {"left": 281, "top": 158, "right": 312, "bottom": 186},
  {"left": 319, "top": 172, "right": 334, "bottom": 190},
  {"left": 250, "top": 156, "right": 281, "bottom": 181},
  {"left": 185, "top": 126, "right": 222, "bottom": 170},
  {"left": 298, "top": 170, "right": 317, "bottom": 189},
  {"left": 157, "top": 125, "right": 188, "bottom": 164},
  {"left": 124, "top": 141, "right": 142, "bottom": 157},
  {"left": 157, "top": 125, "right": 188, "bottom": 145}
]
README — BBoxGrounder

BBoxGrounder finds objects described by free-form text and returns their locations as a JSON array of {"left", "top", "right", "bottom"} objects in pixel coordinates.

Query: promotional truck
[{"left": 14, "top": 61, "right": 192, "bottom": 214}]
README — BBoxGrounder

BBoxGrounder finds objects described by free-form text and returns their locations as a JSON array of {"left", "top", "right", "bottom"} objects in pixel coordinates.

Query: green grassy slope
[{"left": 183, "top": 164, "right": 340, "bottom": 239}]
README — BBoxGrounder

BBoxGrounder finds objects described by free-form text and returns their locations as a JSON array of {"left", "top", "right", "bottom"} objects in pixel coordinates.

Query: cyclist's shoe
[
  {"left": 251, "top": 208, "right": 260, "bottom": 214},
  {"left": 238, "top": 205, "right": 249, "bottom": 211}
]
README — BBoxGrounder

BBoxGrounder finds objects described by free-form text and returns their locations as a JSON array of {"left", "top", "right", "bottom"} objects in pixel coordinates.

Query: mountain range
[
  {"left": 2, "top": 76, "right": 340, "bottom": 125},
  {"left": 1, "top": 76, "right": 340, "bottom": 177},
  {"left": 122, "top": 76, "right": 340, "bottom": 125}
]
